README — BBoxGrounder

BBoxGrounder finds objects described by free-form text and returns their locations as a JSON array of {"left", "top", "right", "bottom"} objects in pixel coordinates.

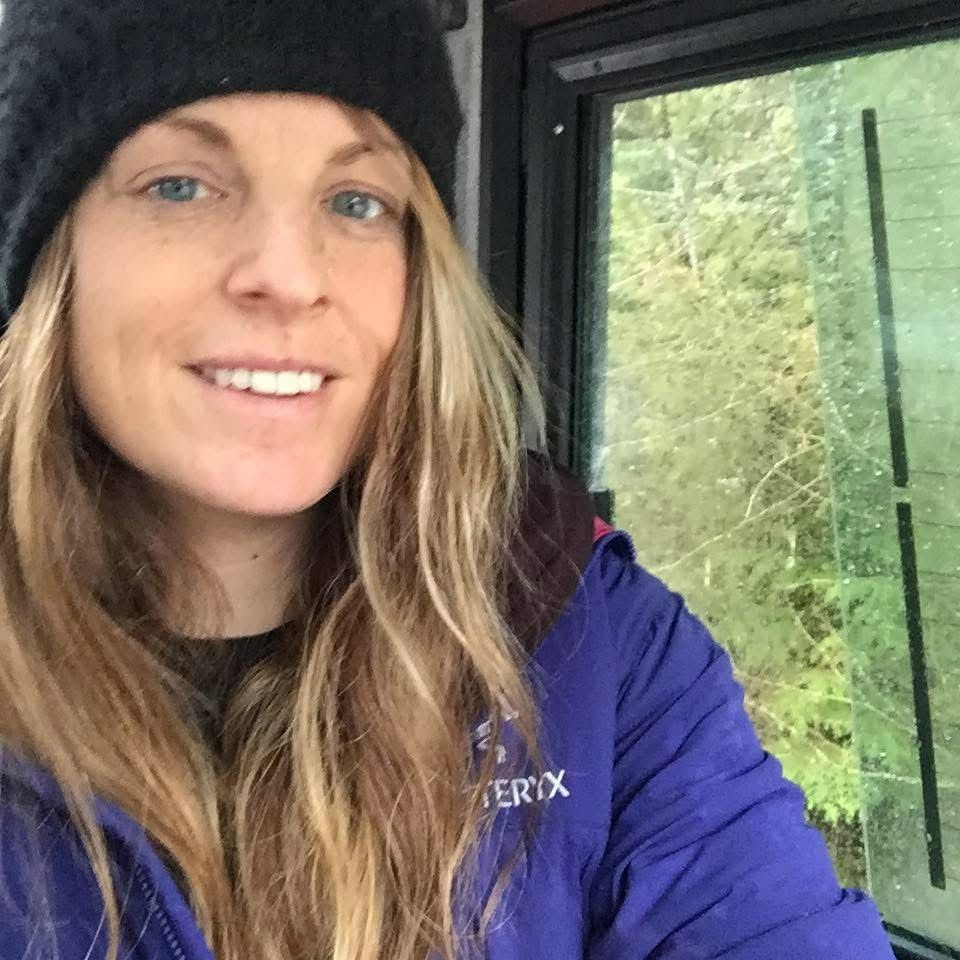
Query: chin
[
  {"left": 165, "top": 468, "right": 341, "bottom": 519},
  {"left": 210, "top": 486, "right": 337, "bottom": 518}
]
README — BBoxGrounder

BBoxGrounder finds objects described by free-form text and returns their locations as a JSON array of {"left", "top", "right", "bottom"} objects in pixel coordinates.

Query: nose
[{"left": 224, "top": 204, "right": 332, "bottom": 319}]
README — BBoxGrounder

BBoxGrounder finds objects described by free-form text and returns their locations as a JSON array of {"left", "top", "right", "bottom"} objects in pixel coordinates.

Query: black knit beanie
[{"left": 0, "top": 0, "right": 464, "bottom": 328}]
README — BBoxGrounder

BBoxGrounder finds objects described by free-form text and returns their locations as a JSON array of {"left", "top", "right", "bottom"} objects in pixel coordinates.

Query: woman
[{"left": 0, "top": 1, "right": 895, "bottom": 959}]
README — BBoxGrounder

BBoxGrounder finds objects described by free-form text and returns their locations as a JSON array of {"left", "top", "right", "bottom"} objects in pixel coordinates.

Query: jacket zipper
[{"left": 133, "top": 863, "right": 189, "bottom": 960}]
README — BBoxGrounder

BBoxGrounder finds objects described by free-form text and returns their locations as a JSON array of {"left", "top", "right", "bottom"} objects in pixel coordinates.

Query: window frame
[
  {"left": 481, "top": 0, "right": 960, "bottom": 473},
  {"left": 479, "top": 2, "right": 960, "bottom": 957}
]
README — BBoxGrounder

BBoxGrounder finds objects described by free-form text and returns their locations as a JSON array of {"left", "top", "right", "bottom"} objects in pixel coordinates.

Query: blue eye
[
  {"left": 331, "top": 191, "right": 388, "bottom": 221},
  {"left": 147, "top": 177, "right": 209, "bottom": 203}
]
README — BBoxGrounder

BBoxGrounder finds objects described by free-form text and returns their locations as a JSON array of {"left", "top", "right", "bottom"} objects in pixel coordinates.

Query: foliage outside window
[{"left": 594, "top": 37, "right": 960, "bottom": 950}]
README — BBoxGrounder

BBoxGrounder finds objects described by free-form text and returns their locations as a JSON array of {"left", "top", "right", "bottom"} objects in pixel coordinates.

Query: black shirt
[{"left": 154, "top": 625, "right": 286, "bottom": 903}]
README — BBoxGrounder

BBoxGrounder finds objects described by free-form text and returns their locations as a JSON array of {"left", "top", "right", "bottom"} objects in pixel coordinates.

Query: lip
[
  {"left": 188, "top": 356, "right": 341, "bottom": 378},
  {"left": 187, "top": 366, "right": 336, "bottom": 417}
]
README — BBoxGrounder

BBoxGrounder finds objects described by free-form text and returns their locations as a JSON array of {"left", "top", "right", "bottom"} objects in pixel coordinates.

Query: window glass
[{"left": 592, "top": 37, "right": 960, "bottom": 949}]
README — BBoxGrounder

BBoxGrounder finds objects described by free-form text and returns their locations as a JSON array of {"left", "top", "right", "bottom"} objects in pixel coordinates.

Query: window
[
  {"left": 483, "top": 2, "right": 960, "bottom": 956},
  {"left": 595, "top": 41, "right": 960, "bottom": 949}
]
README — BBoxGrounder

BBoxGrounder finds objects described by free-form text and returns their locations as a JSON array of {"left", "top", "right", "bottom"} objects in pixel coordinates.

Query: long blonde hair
[{"left": 0, "top": 122, "right": 556, "bottom": 960}]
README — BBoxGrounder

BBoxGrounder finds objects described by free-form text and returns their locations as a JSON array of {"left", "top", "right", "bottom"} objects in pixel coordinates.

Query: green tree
[{"left": 602, "top": 72, "right": 862, "bottom": 883}]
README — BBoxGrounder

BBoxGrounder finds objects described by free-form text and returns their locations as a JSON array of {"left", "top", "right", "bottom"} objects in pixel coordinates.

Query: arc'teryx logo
[{"left": 472, "top": 707, "right": 570, "bottom": 810}]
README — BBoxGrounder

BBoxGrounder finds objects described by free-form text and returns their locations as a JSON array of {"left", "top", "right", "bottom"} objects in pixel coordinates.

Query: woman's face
[{"left": 70, "top": 93, "right": 411, "bottom": 518}]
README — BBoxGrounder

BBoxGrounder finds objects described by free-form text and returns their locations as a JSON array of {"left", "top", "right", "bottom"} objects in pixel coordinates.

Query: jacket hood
[{"left": 507, "top": 452, "right": 596, "bottom": 652}]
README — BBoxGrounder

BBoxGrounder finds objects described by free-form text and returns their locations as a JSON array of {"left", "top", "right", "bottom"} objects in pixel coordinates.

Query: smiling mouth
[{"left": 191, "top": 365, "right": 329, "bottom": 398}]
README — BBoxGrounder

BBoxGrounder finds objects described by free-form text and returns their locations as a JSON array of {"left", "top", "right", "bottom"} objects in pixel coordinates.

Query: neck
[{"left": 164, "top": 497, "right": 317, "bottom": 640}]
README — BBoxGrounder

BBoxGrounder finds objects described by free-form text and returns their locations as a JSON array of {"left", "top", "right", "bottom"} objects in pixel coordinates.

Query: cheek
[
  {"left": 68, "top": 301, "right": 153, "bottom": 469},
  {"left": 68, "top": 213, "right": 198, "bottom": 446},
  {"left": 70, "top": 204, "right": 209, "bottom": 363},
  {"left": 343, "top": 246, "right": 408, "bottom": 363},
  {"left": 69, "top": 234, "right": 129, "bottom": 419},
  {"left": 69, "top": 248, "right": 141, "bottom": 418}
]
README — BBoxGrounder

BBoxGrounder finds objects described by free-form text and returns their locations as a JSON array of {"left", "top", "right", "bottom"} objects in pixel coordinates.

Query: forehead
[{"left": 121, "top": 91, "right": 407, "bottom": 162}]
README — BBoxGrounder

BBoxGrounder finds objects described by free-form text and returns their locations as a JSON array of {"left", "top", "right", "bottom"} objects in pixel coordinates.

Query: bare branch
[
  {"left": 660, "top": 475, "right": 824, "bottom": 572},
  {"left": 745, "top": 445, "right": 820, "bottom": 518}
]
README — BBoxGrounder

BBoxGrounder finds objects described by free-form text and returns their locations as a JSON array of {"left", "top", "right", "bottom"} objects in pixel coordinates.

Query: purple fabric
[{"left": 0, "top": 528, "right": 895, "bottom": 958}]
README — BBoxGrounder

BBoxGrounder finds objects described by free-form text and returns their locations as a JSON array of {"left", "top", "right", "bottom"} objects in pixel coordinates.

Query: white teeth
[
  {"left": 299, "top": 371, "right": 321, "bottom": 393},
  {"left": 201, "top": 367, "right": 327, "bottom": 397},
  {"left": 250, "top": 370, "right": 278, "bottom": 394},
  {"left": 276, "top": 371, "right": 300, "bottom": 396}
]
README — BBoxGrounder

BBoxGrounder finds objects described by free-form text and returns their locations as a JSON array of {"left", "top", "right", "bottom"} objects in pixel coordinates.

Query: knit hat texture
[{"left": 0, "top": 0, "right": 464, "bottom": 326}]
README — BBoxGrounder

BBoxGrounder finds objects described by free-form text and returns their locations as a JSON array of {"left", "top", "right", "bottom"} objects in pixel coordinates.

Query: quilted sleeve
[{"left": 586, "top": 543, "right": 895, "bottom": 959}]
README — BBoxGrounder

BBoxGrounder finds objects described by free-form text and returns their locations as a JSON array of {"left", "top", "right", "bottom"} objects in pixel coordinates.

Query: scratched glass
[{"left": 584, "top": 37, "right": 960, "bottom": 951}]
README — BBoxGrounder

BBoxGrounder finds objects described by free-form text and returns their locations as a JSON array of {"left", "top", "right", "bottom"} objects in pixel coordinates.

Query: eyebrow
[{"left": 156, "top": 115, "right": 382, "bottom": 167}]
